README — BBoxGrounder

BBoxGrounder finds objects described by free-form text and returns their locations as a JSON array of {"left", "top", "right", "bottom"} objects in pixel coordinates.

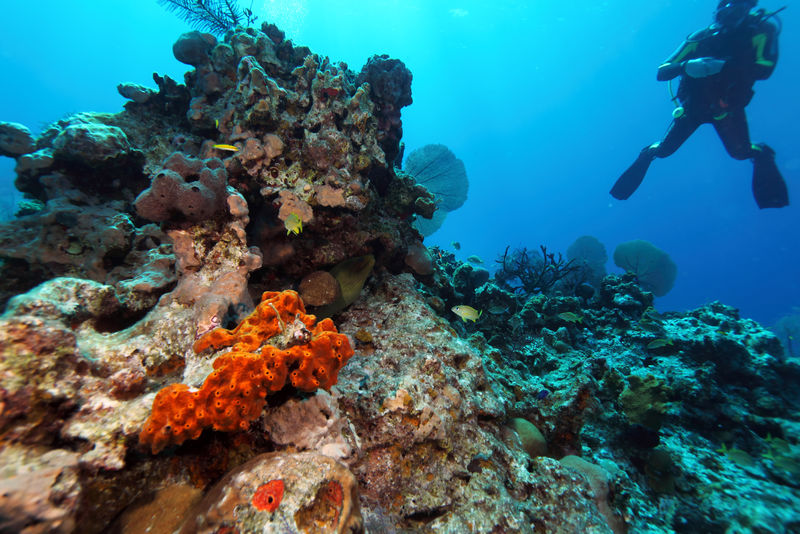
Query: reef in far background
[{"left": 0, "top": 13, "right": 799, "bottom": 534}]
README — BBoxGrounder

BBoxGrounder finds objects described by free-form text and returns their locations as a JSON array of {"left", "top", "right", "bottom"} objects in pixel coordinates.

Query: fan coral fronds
[
  {"left": 405, "top": 144, "right": 468, "bottom": 213},
  {"left": 613, "top": 239, "right": 677, "bottom": 297}
]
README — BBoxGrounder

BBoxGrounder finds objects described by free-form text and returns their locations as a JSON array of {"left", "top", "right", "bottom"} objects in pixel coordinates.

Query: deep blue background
[{"left": 1, "top": 1, "right": 797, "bottom": 325}]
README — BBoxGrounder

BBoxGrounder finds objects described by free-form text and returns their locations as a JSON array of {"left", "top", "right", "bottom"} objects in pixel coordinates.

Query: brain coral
[{"left": 139, "top": 290, "right": 354, "bottom": 454}]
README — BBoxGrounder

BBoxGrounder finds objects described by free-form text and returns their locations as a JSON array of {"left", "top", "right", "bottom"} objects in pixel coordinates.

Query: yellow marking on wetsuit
[
  {"left": 673, "top": 41, "right": 699, "bottom": 63},
  {"left": 658, "top": 41, "right": 699, "bottom": 71},
  {"left": 752, "top": 33, "right": 775, "bottom": 67},
  {"left": 751, "top": 144, "right": 763, "bottom": 152},
  {"left": 713, "top": 112, "right": 729, "bottom": 121}
]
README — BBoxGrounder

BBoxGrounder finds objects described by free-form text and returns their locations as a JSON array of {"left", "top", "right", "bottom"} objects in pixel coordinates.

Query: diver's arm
[
  {"left": 657, "top": 61, "right": 685, "bottom": 81},
  {"left": 656, "top": 28, "right": 716, "bottom": 81},
  {"left": 658, "top": 52, "right": 725, "bottom": 80},
  {"left": 657, "top": 39, "right": 699, "bottom": 81}
]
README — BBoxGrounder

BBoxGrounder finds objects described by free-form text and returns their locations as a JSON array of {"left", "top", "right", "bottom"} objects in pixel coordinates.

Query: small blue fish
[
  {"left": 535, "top": 389, "right": 550, "bottom": 400},
  {"left": 487, "top": 304, "right": 509, "bottom": 315}
]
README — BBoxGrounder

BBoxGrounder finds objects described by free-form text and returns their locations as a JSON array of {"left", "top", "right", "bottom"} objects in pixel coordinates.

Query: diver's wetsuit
[{"left": 611, "top": 12, "right": 789, "bottom": 208}]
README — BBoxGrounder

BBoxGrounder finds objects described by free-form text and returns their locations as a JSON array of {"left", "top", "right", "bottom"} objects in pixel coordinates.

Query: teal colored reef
[{"left": 0, "top": 6, "right": 799, "bottom": 534}]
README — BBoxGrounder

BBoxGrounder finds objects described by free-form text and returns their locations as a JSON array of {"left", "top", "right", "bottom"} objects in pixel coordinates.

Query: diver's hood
[{"left": 715, "top": 0, "right": 756, "bottom": 28}]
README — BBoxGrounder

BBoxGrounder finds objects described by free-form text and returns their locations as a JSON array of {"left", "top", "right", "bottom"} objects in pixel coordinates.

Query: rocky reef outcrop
[
  {"left": 0, "top": 21, "right": 431, "bottom": 312},
  {"left": 1, "top": 17, "right": 799, "bottom": 534}
]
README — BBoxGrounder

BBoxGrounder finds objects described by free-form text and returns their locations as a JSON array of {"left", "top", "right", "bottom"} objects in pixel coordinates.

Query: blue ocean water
[{"left": 1, "top": 0, "right": 797, "bottom": 326}]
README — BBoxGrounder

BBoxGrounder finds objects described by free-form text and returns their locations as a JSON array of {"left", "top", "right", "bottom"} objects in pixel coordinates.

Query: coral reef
[
  {"left": 135, "top": 152, "right": 229, "bottom": 222},
  {"left": 0, "top": 445, "right": 81, "bottom": 533},
  {"left": 0, "top": 14, "right": 799, "bottom": 534},
  {"left": 0, "top": 199, "right": 175, "bottom": 311},
  {"left": 0, "top": 122, "right": 35, "bottom": 157},
  {"left": 1, "top": 18, "right": 426, "bottom": 530},
  {"left": 333, "top": 274, "right": 631, "bottom": 532},
  {"left": 410, "top": 249, "right": 800, "bottom": 532},
  {"left": 179, "top": 451, "right": 362, "bottom": 533},
  {"left": 356, "top": 55, "right": 413, "bottom": 173},
  {"left": 1, "top": 18, "right": 428, "bottom": 310}
]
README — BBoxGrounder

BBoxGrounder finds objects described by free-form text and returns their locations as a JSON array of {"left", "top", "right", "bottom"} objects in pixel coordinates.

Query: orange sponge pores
[{"left": 139, "top": 290, "right": 354, "bottom": 454}]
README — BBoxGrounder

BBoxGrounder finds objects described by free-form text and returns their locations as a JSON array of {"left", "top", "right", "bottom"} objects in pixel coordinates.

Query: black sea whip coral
[{"left": 157, "top": 0, "right": 257, "bottom": 34}]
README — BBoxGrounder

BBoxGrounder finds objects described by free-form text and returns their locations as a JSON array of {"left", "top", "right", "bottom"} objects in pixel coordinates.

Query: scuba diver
[{"left": 611, "top": 0, "right": 789, "bottom": 209}]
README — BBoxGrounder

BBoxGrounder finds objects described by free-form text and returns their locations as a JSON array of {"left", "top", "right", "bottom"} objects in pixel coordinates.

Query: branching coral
[
  {"left": 495, "top": 245, "right": 580, "bottom": 296},
  {"left": 157, "top": 0, "right": 257, "bottom": 35},
  {"left": 139, "top": 290, "right": 354, "bottom": 453}
]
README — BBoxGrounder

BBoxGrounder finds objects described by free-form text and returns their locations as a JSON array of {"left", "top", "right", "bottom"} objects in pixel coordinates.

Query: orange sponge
[
  {"left": 139, "top": 290, "right": 354, "bottom": 454},
  {"left": 192, "top": 290, "right": 316, "bottom": 353}
]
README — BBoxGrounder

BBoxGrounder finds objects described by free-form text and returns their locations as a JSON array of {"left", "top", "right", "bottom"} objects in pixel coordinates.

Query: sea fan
[
  {"left": 613, "top": 239, "right": 677, "bottom": 297},
  {"left": 405, "top": 144, "right": 468, "bottom": 237},
  {"left": 405, "top": 144, "right": 468, "bottom": 212},
  {"left": 157, "top": 0, "right": 256, "bottom": 34}
]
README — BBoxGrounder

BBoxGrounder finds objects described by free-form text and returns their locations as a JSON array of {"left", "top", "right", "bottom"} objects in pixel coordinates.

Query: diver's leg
[
  {"left": 712, "top": 109, "right": 754, "bottom": 160},
  {"left": 713, "top": 110, "right": 789, "bottom": 208},
  {"left": 751, "top": 144, "right": 789, "bottom": 208},
  {"left": 610, "top": 114, "right": 700, "bottom": 200},
  {"left": 651, "top": 113, "right": 702, "bottom": 158}
]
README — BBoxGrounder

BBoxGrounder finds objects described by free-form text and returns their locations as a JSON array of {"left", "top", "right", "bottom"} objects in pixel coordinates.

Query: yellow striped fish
[{"left": 212, "top": 144, "right": 239, "bottom": 152}]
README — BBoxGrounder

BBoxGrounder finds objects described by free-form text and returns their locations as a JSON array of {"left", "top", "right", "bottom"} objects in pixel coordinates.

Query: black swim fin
[
  {"left": 611, "top": 149, "right": 654, "bottom": 200},
  {"left": 752, "top": 144, "right": 789, "bottom": 209}
]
